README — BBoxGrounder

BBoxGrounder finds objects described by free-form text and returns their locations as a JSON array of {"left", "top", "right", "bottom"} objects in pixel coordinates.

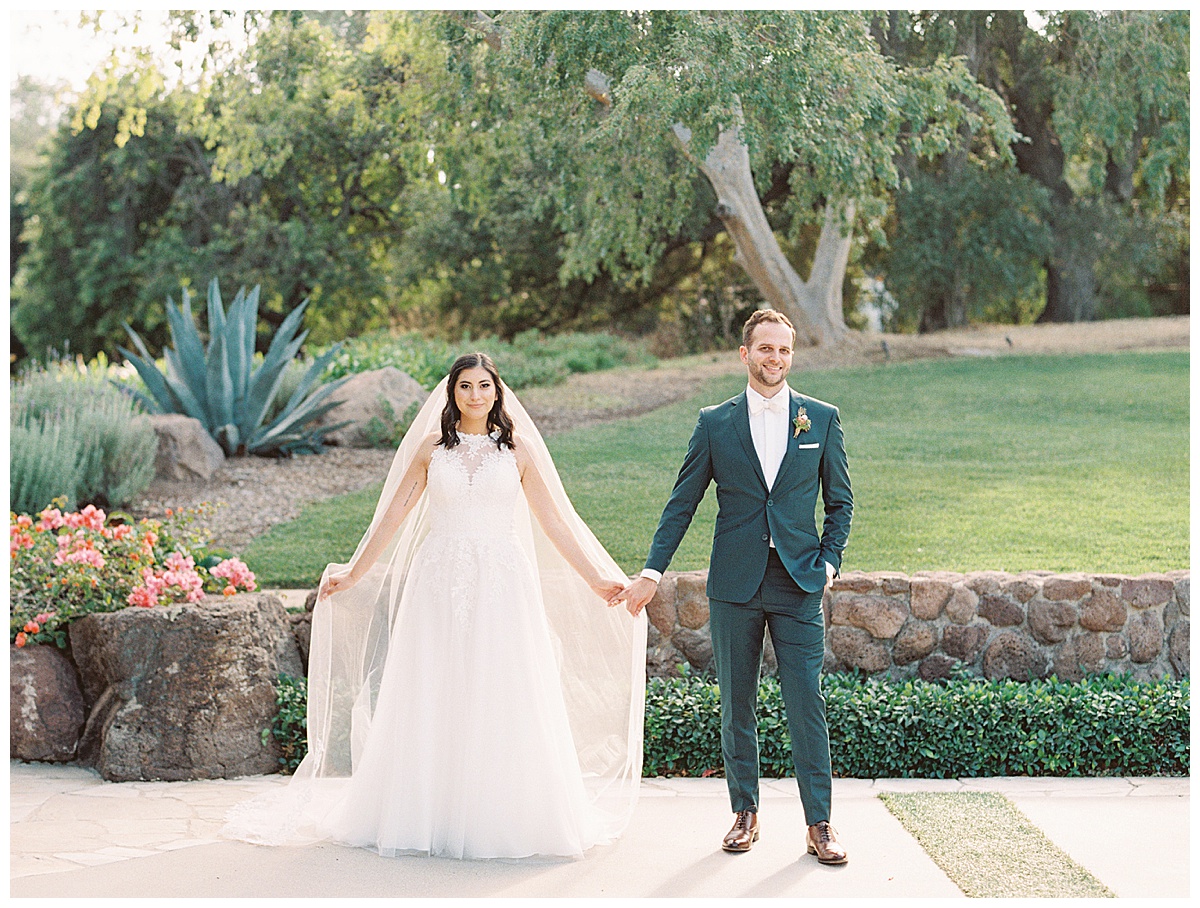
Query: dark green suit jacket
[{"left": 645, "top": 387, "right": 852, "bottom": 601}]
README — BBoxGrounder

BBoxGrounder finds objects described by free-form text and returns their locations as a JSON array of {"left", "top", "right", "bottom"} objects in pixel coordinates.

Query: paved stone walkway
[{"left": 9, "top": 762, "right": 1190, "bottom": 898}]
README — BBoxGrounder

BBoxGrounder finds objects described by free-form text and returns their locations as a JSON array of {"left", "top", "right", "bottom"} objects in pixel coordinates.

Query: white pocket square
[{"left": 796, "top": 442, "right": 820, "bottom": 449}]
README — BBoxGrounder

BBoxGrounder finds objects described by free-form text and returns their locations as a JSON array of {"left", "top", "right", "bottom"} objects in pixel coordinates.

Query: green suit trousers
[{"left": 709, "top": 548, "right": 832, "bottom": 825}]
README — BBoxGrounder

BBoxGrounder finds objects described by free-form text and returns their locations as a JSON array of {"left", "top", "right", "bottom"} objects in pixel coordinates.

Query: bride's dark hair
[{"left": 438, "top": 352, "right": 516, "bottom": 450}]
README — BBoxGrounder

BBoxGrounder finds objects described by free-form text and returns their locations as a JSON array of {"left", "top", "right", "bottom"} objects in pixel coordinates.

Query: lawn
[{"left": 243, "top": 350, "right": 1189, "bottom": 586}]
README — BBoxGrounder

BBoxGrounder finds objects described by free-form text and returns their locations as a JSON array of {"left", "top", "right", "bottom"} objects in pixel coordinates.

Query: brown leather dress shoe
[
  {"left": 806, "top": 821, "right": 848, "bottom": 864},
  {"left": 722, "top": 809, "right": 759, "bottom": 852}
]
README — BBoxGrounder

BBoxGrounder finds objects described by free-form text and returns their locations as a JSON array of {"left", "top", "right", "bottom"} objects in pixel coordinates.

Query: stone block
[
  {"left": 1001, "top": 578, "right": 1041, "bottom": 603},
  {"left": 981, "top": 632, "right": 1048, "bottom": 681},
  {"left": 1128, "top": 610, "right": 1164, "bottom": 663},
  {"left": 645, "top": 574, "right": 678, "bottom": 636},
  {"left": 1079, "top": 588, "right": 1127, "bottom": 632},
  {"left": 1043, "top": 576, "right": 1093, "bottom": 601},
  {"left": 1051, "top": 633, "right": 1105, "bottom": 682},
  {"left": 1105, "top": 634, "right": 1128, "bottom": 660},
  {"left": 828, "top": 627, "right": 890, "bottom": 673},
  {"left": 1122, "top": 577, "right": 1174, "bottom": 609},
  {"left": 1173, "top": 577, "right": 1189, "bottom": 616},
  {"left": 671, "top": 627, "right": 714, "bottom": 671},
  {"left": 878, "top": 573, "right": 910, "bottom": 595},
  {"left": 893, "top": 621, "right": 937, "bottom": 665},
  {"left": 941, "top": 625, "right": 988, "bottom": 663},
  {"left": 1029, "top": 600, "right": 1077, "bottom": 644},
  {"left": 10, "top": 644, "right": 87, "bottom": 762},
  {"left": 965, "top": 572, "right": 1007, "bottom": 597},
  {"left": 917, "top": 654, "right": 958, "bottom": 681},
  {"left": 910, "top": 578, "right": 952, "bottom": 620},
  {"left": 945, "top": 585, "right": 979, "bottom": 624},
  {"left": 1168, "top": 620, "right": 1189, "bottom": 678},
  {"left": 830, "top": 571, "right": 877, "bottom": 594},
  {"left": 847, "top": 595, "right": 909, "bottom": 639},
  {"left": 977, "top": 594, "right": 1025, "bottom": 628},
  {"left": 674, "top": 571, "right": 710, "bottom": 630}
]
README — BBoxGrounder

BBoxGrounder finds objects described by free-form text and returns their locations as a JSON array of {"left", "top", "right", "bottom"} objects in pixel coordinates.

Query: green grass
[
  {"left": 880, "top": 791, "right": 1114, "bottom": 897},
  {"left": 243, "top": 350, "right": 1188, "bottom": 586}
]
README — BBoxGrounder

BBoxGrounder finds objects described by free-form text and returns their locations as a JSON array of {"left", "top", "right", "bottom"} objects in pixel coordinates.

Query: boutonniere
[{"left": 793, "top": 407, "right": 811, "bottom": 437}]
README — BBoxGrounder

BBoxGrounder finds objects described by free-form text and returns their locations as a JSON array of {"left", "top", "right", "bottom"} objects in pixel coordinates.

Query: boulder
[
  {"left": 917, "top": 654, "right": 958, "bottom": 681},
  {"left": 313, "top": 367, "right": 427, "bottom": 448},
  {"left": 671, "top": 628, "right": 714, "bottom": 672},
  {"left": 69, "top": 593, "right": 304, "bottom": 781},
  {"left": 148, "top": 414, "right": 225, "bottom": 480},
  {"left": 10, "top": 644, "right": 87, "bottom": 762},
  {"left": 846, "top": 595, "right": 908, "bottom": 639},
  {"left": 645, "top": 574, "right": 679, "bottom": 637}
]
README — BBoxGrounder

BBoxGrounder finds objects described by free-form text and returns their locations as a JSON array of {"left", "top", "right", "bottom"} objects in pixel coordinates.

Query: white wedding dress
[
  {"left": 224, "top": 379, "right": 646, "bottom": 861},
  {"left": 316, "top": 433, "right": 602, "bottom": 858}
]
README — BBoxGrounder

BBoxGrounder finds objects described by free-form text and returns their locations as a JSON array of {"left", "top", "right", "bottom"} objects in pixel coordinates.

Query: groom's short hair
[{"left": 742, "top": 309, "right": 795, "bottom": 348}]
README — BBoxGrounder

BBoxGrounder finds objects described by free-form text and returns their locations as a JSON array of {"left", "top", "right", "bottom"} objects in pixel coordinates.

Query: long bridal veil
[{"left": 224, "top": 377, "right": 647, "bottom": 849}]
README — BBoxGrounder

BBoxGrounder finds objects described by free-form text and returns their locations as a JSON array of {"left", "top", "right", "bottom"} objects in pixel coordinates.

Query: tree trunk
[
  {"left": 1040, "top": 230, "right": 1099, "bottom": 323},
  {"left": 678, "top": 125, "right": 851, "bottom": 346}
]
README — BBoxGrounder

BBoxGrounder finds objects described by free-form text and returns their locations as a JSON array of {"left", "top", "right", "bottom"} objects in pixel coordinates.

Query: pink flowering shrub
[{"left": 10, "top": 498, "right": 257, "bottom": 647}]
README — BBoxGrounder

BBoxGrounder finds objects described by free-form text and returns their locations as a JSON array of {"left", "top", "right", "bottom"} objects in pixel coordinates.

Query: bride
[{"left": 225, "top": 353, "right": 647, "bottom": 860}]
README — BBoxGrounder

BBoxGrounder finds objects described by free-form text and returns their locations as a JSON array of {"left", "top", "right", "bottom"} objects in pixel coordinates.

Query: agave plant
[{"left": 119, "top": 279, "right": 350, "bottom": 456}]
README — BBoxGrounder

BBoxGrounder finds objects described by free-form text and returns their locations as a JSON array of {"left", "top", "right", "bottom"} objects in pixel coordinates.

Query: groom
[{"left": 623, "top": 308, "right": 852, "bottom": 863}]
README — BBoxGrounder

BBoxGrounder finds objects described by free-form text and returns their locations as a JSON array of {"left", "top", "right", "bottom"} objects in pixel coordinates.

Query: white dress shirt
[{"left": 641, "top": 383, "right": 834, "bottom": 585}]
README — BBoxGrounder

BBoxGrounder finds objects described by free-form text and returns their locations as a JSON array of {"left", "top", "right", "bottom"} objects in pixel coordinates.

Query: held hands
[{"left": 620, "top": 576, "right": 659, "bottom": 617}]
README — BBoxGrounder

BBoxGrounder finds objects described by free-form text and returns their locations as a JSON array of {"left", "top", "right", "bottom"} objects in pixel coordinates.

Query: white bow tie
[{"left": 749, "top": 394, "right": 787, "bottom": 415}]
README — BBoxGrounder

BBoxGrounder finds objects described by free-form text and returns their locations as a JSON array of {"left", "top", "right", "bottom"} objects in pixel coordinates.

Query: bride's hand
[
  {"left": 592, "top": 578, "right": 628, "bottom": 607},
  {"left": 320, "top": 567, "right": 357, "bottom": 600}
]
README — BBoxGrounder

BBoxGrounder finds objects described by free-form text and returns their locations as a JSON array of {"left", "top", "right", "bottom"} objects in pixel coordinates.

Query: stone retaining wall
[{"left": 644, "top": 569, "right": 1189, "bottom": 682}]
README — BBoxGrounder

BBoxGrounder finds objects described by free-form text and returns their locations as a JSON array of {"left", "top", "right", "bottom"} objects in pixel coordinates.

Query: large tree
[
  {"left": 457, "top": 10, "right": 1013, "bottom": 345},
  {"left": 889, "top": 11, "right": 1189, "bottom": 324}
]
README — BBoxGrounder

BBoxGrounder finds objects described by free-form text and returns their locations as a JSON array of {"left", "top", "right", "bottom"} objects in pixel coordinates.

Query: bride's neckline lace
[{"left": 456, "top": 430, "right": 498, "bottom": 445}]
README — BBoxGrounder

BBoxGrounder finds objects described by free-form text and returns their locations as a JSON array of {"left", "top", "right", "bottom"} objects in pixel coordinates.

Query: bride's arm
[
  {"left": 320, "top": 434, "right": 436, "bottom": 598},
  {"left": 516, "top": 445, "right": 626, "bottom": 605}
]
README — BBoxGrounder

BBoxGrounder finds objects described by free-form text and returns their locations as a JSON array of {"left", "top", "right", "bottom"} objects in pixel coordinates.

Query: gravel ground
[{"left": 131, "top": 315, "right": 1189, "bottom": 554}]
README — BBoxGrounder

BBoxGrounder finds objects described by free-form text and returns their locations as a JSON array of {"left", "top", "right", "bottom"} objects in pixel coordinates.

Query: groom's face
[{"left": 740, "top": 321, "right": 794, "bottom": 393}]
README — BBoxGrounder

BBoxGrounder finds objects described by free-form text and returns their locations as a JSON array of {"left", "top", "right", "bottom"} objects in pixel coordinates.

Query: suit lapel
[
  {"left": 729, "top": 392, "right": 768, "bottom": 491},
  {"left": 772, "top": 388, "right": 807, "bottom": 489}
]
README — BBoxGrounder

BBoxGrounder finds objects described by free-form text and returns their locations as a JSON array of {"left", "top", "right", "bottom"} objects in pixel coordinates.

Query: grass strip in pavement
[{"left": 879, "top": 791, "right": 1114, "bottom": 898}]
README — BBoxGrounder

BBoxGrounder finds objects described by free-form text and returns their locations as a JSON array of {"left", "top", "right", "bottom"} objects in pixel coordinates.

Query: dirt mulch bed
[{"left": 132, "top": 315, "right": 1188, "bottom": 553}]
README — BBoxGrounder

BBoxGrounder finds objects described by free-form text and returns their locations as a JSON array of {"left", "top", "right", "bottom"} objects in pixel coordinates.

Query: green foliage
[
  {"left": 8, "top": 420, "right": 82, "bottom": 516},
  {"left": 320, "top": 328, "right": 656, "bottom": 390},
  {"left": 121, "top": 279, "right": 350, "bottom": 456},
  {"left": 261, "top": 673, "right": 309, "bottom": 774},
  {"left": 883, "top": 166, "right": 1052, "bottom": 331},
  {"left": 362, "top": 399, "right": 421, "bottom": 451},
  {"left": 9, "top": 361, "right": 157, "bottom": 513},
  {"left": 644, "top": 671, "right": 1189, "bottom": 779},
  {"left": 265, "top": 667, "right": 1187, "bottom": 779}
]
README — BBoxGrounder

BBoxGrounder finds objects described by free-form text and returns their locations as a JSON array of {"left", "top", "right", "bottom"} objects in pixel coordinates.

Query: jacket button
[
  {"left": 767, "top": 499, "right": 773, "bottom": 507},
  {"left": 761, "top": 534, "right": 769, "bottom": 541}
]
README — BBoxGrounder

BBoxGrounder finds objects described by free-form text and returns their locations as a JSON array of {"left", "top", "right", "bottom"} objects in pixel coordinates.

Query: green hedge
[
  {"left": 644, "top": 672, "right": 1189, "bottom": 778},
  {"left": 271, "top": 671, "right": 1188, "bottom": 778}
]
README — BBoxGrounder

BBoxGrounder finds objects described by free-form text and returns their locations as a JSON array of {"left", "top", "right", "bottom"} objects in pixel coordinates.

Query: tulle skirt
[{"left": 314, "top": 531, "right": 603, "bottom": 859}]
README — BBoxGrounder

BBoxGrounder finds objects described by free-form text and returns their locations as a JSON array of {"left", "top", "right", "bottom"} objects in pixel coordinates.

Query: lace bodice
[{"left": 425, "top": 433, "right": 521, "bottom": 536}]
